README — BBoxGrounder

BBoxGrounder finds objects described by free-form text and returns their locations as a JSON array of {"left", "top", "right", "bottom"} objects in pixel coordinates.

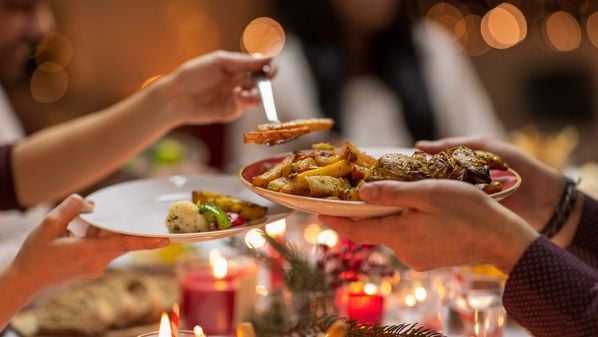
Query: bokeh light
[
  {"left": 178, "top": 14, "right": 219, "bottom": 55},
  {"left": 34, "top": 32, "right": 73, "bottom": 69},
  {"left": 545, "top": 11, "right": 582, "bottom": 52},
  {"left": 556, "top": 0, "right": 590, "bottom": 15},
  {"left": 30, "top": 62, "right": 69, "bottom": 103},
  {"left": 481, "top": 3, "right": 527, "bottom": 49},
  {"left": 245, "top": 229, "right": 266, "bottom": 249},
  {"left": 303, "top": 223, "right": 322, "bottom": 244},
  {"left": 317, "top": 229, "right": 339, "bottom": 248},
  {"left": 587, "top": 12, "right": 598, "bottom": 49},
  {"left": 456, "top": 15, "right": 491, "bottom": 55},
  {"left": 265, "top": 219, "right": 286, "bottom": 237},
  {"left": 425, "top": 2, "right": 464, "bottom": 41}
]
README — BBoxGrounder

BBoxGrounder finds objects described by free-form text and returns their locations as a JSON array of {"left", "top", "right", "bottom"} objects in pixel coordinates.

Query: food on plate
[
  {"left": 11, "top": 270, "right": 178, "bottom": 335},
  {"left": 243, "top": 118, "right": 334, "bottom": 145},
  {"left": 250, "top": 143, "right": 510, "bottom": 200},
  {"left": 165, "top": 190, "right": 268, "bottom": 233}
]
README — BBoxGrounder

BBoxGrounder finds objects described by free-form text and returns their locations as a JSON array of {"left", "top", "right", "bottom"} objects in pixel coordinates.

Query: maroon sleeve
[
  {"left": 0, "top": 143, "right": 22, "bottom": 210},
  {"left": 566, "top": 194, "right": 598, "bottom": 269},
  {"left": 503, "top": 236, "right": 598, "bottom": 337}
]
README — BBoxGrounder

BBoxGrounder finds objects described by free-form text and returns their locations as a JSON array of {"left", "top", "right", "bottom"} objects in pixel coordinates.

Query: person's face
[
  {"left": 330, "top": 0, "right": 400, "bottom": 34},
  {"left": 0, "top": 0, "right": 54, "bottom": 85}
]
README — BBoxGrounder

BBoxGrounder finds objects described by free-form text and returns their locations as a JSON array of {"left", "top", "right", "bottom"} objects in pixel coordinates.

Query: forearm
[
  {"left": 12, "top": 77, "right": 181, "bottom": 206},
  {"left": 0, "top": 265, "right": 41, "bottom": 330},
  {"left": 565, "top": 194, "right": 598, "bottom": 269}
]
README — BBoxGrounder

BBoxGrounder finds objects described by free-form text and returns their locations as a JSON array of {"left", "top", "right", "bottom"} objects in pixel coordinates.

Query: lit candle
[
  {"left": 180, "top": 252, "right": 238, "bottom": 335},
  {"left": 136, "top": 312, "right": 196, "bottom": 337},
  {"left": 336, "top": 282, "right": 385, "bottom": 323}
]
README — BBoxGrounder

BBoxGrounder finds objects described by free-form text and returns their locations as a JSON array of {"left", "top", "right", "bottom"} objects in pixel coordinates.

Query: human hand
[
  {"left": 416, "top": 136, "right": 565, "bottom": 232},
  {"left": 157, "top": 51, "right": 274, "bottom": 125},
  {"left": 9, "top": 194, "right": 169, "bottom": 294},
  {"left": 320, "top": 180, "right": 538, "bottom": 273}
]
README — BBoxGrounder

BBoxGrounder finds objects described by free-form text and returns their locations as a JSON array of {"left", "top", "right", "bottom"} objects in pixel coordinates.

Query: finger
[
  {"left": 41, "top": 194, "right": 92, "bottom": 238},
  {"left": 318, "top": 216, "right": 374, "bottom": 244},
  {"left": 215, "top": 51, "right": 273, "bottom": 74},
  {"left": 87, "top": 235, "right": 170, "bottom": 256},
  {"left": 359, "top": 181, "right": 439, "bottom": 209},
  {"left": 415, "top": 136, "right": 489, "bottom": 154},
  {"left": 86, "top": 225, "right": 101, "bottom": 237}
]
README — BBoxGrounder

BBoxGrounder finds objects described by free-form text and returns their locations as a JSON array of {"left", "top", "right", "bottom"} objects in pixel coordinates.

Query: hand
[
  {"left": 157, "top": 51, "right": 275, "bottom": 125},
  {"left": 9, "top": 194, "right": 169, "bottom": 293},
  {"left": 320, "top": 180, "right": 539, "bottom": 273},
  {"left": 416, "top": 136, "right": 564, "bottom": 232}
]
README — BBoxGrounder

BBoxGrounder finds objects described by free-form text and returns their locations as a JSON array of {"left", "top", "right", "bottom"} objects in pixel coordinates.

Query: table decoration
[{"left": 176, "top": 251, "right": 256, "bottom": 335}]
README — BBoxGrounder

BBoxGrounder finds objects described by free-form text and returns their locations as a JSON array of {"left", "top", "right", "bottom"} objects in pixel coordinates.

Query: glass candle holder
[{"left": 176, "top": 254, "right": 256, "bottom": 335}]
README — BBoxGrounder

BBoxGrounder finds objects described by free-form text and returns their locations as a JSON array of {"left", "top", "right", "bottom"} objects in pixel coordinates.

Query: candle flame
[
  {"left": 209, "top": 249, "right": 222, "bottom": 268},
  {"left": 363, "top": 283, "right": 378, "bottom": 296},
  {"left": 158, "top": 312, "right": 172, "bottom": 337},
  {"left": 212, "top": 255, "right": 228, "bottom": 279},
  {"left": 265, "top": 219, "right": 286, "bottom": 237},
  {"left": 193, "top": 325, "right": 206, "bottom": 337}
]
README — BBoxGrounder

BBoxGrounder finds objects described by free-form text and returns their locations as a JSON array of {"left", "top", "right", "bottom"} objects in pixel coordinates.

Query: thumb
[
  {"left": 360, "top": 181, "right": 432, "bottom": 209},
  {"left": 416, "top": 136, "right": 488, "bottom": 154},
  {"left": 41, "top": 194, "right": 93, "bottom": 238}
]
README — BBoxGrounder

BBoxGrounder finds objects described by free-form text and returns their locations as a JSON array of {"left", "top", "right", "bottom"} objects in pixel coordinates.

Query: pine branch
[{"left": 262, "top": 231, "right": 331, "bottom": 292}]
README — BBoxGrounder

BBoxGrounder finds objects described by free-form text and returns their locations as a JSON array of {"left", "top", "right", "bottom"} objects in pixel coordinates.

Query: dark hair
[{"left": 274, "top": 1, "right": 437, "bottom": 141}]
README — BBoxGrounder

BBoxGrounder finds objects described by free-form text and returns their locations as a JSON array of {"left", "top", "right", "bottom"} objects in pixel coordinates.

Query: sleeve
[
  {"left": 503, "top": 236, "right": 598, "bottom": 337},
  {"left": 566, "top": 194, "right": 598, "bottom": 269},
  {"left": 0, "top": 143, "right": 22, "bottom": 211}
]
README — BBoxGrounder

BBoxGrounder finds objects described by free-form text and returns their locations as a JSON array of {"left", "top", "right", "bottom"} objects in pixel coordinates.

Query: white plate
[
  {"left": 240, "top": 148, "right": 521, "bottom": 218},
  {"left": 79, "top": 175, "right": 288, "bottom": 243}
]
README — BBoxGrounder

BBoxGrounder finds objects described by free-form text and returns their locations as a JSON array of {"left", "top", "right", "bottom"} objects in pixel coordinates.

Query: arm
[
  {"left": 0, "top": 195, "right": 168, "bottom": 330},
  {"left": 504, "top": 236, "right": 598, "bottom": 337},
  {"left": 12, "top": 51, "right": 272, "bottom": 207},
  {"left": 565, "top": 194, "right": 598, "bottom": 269}
]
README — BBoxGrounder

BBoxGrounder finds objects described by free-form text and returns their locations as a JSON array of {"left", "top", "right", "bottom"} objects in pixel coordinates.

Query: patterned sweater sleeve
[
  {"left": 503, "top": 236, "right": 598, "bottom": 337},
  {"left": 566, "top": 194, "right": 598, "bottom": 269}
]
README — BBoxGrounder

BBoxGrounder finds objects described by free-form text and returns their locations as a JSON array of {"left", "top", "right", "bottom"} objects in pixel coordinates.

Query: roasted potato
[{"left": 192, "top": 191, "right": 267, "bottom": 220}]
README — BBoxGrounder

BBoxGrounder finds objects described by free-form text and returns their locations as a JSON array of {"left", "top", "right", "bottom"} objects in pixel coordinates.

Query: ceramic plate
[
  {"left": 79, "top": 175, "right": 288, "bottom": 243},
  {"left": 239, "top": 148, "right": 521, "bottom": 218}
]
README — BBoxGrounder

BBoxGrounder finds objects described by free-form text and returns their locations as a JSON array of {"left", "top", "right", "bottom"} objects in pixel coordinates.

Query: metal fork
[{"left": 255, "top": 65, "right": 281, "bottom": 124}]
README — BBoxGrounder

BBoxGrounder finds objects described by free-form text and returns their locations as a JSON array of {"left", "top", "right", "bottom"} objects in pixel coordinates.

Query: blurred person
[
  {"left": 0, "top": 0, "right": 273, "bottom": 266},
  {"left": 227, "top": 0, "right": 504, "bottom": 170},
  {"left": 321, "top": 136, "right": 598, "bottom": 337}
]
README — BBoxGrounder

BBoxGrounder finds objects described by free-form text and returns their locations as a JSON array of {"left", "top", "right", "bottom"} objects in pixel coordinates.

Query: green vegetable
[{"left": 198, "top": 203, "right": 231, "bottom": 230}]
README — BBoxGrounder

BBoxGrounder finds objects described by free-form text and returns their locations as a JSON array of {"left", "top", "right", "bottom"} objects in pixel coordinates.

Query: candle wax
[{"left": 337, "top": 291, "right": 384, "bottom": 323}]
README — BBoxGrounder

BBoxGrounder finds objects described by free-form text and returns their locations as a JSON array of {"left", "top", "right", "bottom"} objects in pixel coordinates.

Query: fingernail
[
  {"left": 360, "top": 184, "right": 379, "bottom": 200},
  {"left": 251, "top": 52, "right": 264, "bottom": 58}
]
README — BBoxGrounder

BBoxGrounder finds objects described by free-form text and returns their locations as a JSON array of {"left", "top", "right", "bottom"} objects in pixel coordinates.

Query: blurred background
[{"left": 5, "top": 0, "right": 598, "bottom": 175}]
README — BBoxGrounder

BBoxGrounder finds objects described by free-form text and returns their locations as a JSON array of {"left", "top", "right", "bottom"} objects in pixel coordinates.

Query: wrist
[
  {"left": 488, "top": 216, "right": 539, "bottom": 274},
  {"left": 143, "top": 73, "right": 186, "bottom": 129},
  {"left": 0, "top": 263, "right": 42, "bottom": 305}
]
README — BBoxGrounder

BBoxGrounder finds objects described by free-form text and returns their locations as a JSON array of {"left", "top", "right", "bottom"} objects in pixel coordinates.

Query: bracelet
[{"left": 539, "top": 176, "right": 578, "bottom": 238}]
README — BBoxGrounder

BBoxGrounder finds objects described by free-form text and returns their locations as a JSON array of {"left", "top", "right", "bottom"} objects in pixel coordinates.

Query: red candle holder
[
  {"left": 176, "top": 254, "right": 256, "bottom": 335},
  {"left": 336, "top": 282, "right": 385, "bottom": 323}
]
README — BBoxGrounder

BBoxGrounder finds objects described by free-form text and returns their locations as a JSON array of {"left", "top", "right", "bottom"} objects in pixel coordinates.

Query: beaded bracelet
[{"left": 539, "top": 176, "right": 578, "bottom": 238}]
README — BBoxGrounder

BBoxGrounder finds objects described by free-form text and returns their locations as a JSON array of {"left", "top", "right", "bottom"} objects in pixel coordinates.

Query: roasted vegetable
[
  {"left": 192, "top": 190, "right": 267, "bottom": 221},
  {"left": 199, "top": 203, "right": 231, "bottom": 230}
]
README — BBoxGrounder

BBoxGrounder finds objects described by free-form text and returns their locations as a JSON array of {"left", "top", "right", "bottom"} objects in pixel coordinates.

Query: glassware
[{"left": 444, "top": 268, "right": 506, "bottom": 337}]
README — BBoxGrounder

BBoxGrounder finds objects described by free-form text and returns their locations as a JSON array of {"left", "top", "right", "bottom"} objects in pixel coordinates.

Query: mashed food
[{"left": 165, "top": 201, "right": 208, "bottom": 233}]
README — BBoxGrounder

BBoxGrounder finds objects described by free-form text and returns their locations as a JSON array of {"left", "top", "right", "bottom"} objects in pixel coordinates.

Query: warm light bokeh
[
  {"left": 545, "top": 11, "right": 582, "bottom": 51},
  {"left": 481, "top": 3, "right": 527, "bottom": 49}
]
